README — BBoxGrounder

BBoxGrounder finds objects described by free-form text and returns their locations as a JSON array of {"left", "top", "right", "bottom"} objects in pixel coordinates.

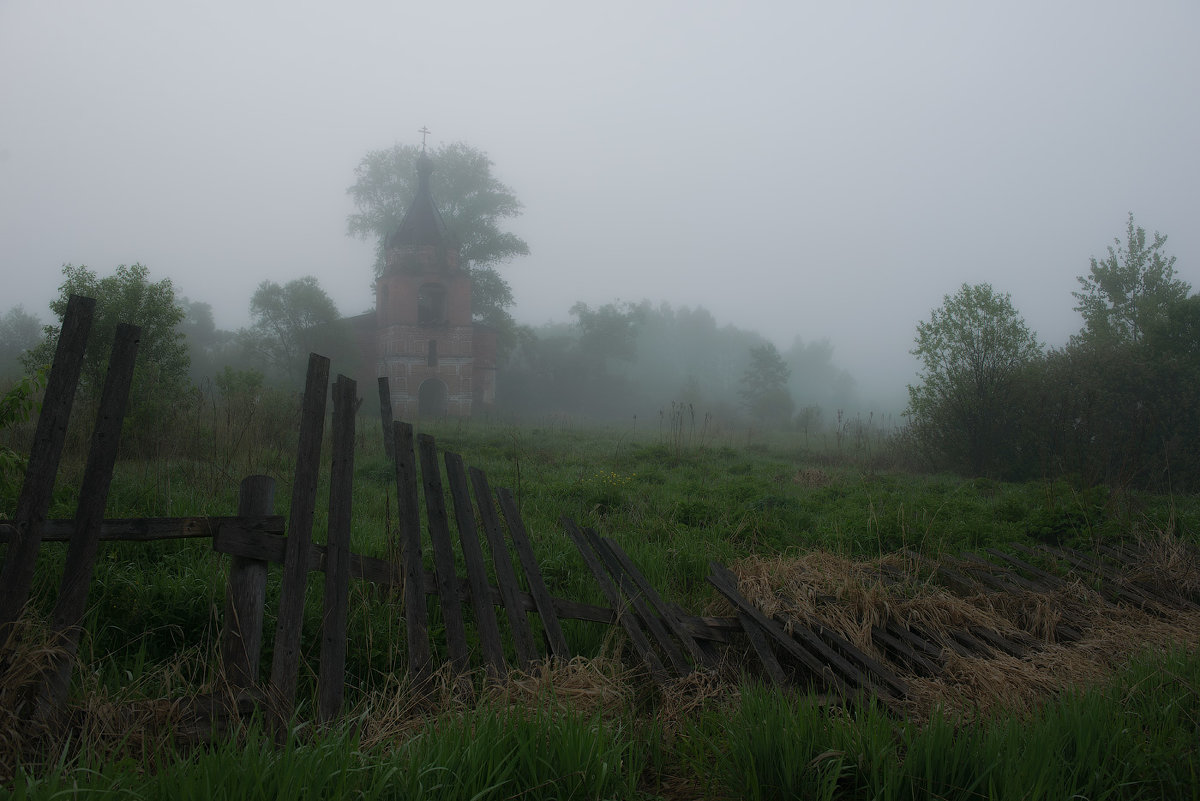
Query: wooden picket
[{"left": 4, "top": 295, "right": 1199, "bottom": 735}]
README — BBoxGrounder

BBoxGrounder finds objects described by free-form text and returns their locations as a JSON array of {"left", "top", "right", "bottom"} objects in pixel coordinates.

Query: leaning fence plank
[
  {"left": 221, "top": 476, "right": 277, "bottom": 693},
  {"left": 394, "top": 422, "right": 431, "bottom": 676},
  {"left": 500, "top": 489, "right": 570, "bottom": 660},
  {"left": 565, "top": 518, "right": 664, "bottom": 676},
  {"left": 0, "top": 294, "right": 95, "bottom": 636},
  {"left": 602, "top": 536, "right": 714, "bottom": 669},
  {"left": 707, "top": 562, "right": 851, "bottom": 696},
  {"left": 470, "top": 467, "right": 538, "bottom": 666},
  {"left": 377, "top": 377, "right": 394, "bottom": 461},
  {"left": 444, "top": 452, "right": 506, "bottom": 675},
  {"left": 738, "top": 611, "right": 789, "bottom": 686},
  {"left": 37, "top": 322, "right": 139, "bottom": 722},
  {"left": 267, "top": 353, "right": 330, "bottom": 721},
  {"left": 318, "top": 376, "right": 356, "bottom": 723},
  {"left": 418, "top": 434, "right": 470, "bottom": 673},
  {"left": 589, "top": 532, "right": 691, "bottom": 676}
]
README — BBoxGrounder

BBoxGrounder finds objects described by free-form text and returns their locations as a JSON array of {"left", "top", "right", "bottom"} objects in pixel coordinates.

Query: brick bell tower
[{"left": 375, "top": 150, "right": 496, "bottom": 417}]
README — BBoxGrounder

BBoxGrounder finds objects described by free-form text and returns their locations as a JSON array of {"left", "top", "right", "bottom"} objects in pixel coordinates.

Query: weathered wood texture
[
  {"left": 267, "top": 353, "right": 330, "bottom": 721},
  {"left": 445, "top": 452, "right": 506, "bottom": 675},
  {"left": 220, "top": 476, "right": 277, "bottom": 692},
  {"left": 377, "top": 376, "right": 394, "bottom": 461},
  {"left": 471, "top": 467, "right": 539, "bottom": 666},
  {"left": 393, "top": 422, "right": 431, "bottom": 676},
  {"left": 0, "top": 294, "right": 95, "bottom": 635},
  {"left": 500, "top": 489, "right": 570, "bottom": 660},
  {"left": 37, "top": 323, "right": 141, "bottom": 720},
  {"left": 0, "top": 516, "right": 284, "bottom": 543},
  {"left": 318, "top": 376, "right": 356, "bottom": 723},
  {"left": 419, "top": 434, "right": 470, "bottom": 673}
]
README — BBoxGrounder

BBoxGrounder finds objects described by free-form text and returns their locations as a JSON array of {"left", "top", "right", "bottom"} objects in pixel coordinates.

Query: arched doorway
[{"left": 417, "top": 378, "right": 448, "bottom": 418}]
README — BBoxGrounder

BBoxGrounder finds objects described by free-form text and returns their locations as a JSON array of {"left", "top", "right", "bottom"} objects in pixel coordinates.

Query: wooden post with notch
[
  {"left": 318, "top": 375, "right": 356, "bottom": 723},
  {"left": 220, "top": 475, "right": 277, "bottom": 694}
]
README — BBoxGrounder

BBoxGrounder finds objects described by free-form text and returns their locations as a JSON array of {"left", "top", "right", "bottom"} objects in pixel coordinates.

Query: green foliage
[
  {"left": 346, "top": 141, "right": 528, "bottom": 328},
  {"left": 907, "top": 283, "right": 1043, "bottom": 477},
  {"left": 1073, "top": 212, "right": 1190, "bottom": 348},
  {"left": 677, "top": 648, "right": 1200, "bottom": 800},
  {"left": 22, "top": 264, "right": 190, "bottom": 439},
  {"left": 740, "top": 343, "right": 794, "bottom": 427},
  {"left": 0, "top": 369, "right": 46, "bottom": 506},
  {"left": 242, "top": 276, "right": 344, "bottom": 385},
  {"left": 0, "top": 306, "right": 42, "bottom": 380}
]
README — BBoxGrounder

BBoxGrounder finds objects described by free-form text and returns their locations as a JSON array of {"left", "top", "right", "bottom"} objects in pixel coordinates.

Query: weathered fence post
[
  {"left": 267, "top": 353, "right": 330, "bottom": 725},
  {"left": 377, "top": 377, "right": 394, "bottom": 460},
  {"left": 36, "top": 322, "right": 140, "bottom": 722},
  {"left": 393, "top": 421, "right": 431, "bottom": 677},
  {"left": 0, "top": 294, "right": 95, "bottom": 639},
  {"left": 220, "top": 474, "right": 277, "bottom": 693},
  {"left": 419, "top": 434, "right": 470, "bottom": 673},
  {"left": 318, "top": 375, "right": 356, "bottom": 723}
]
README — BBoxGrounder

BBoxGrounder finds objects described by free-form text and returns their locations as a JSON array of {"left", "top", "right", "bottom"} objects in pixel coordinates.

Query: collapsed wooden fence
[{"left": 3, "top": 294, "right": 1199, "bottom": 734}]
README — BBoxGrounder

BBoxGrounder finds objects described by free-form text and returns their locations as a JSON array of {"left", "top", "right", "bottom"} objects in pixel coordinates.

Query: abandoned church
[{"left": 347, "top": 152, "right": 497, "bottom": 418}]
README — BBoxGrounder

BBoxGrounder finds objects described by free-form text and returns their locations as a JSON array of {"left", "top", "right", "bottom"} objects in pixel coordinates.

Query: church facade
[{"left": 372, "top": 153, "right": 496, "bottom": 418}]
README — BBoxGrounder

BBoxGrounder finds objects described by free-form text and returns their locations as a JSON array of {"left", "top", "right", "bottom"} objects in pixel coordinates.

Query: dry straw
[{"left": 722, "top": 538, "right": 1200, "bottom": 722}]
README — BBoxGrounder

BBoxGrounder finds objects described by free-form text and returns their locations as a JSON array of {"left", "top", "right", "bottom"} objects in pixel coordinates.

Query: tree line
[{"left": 907, "top": 213, "right": 1199, "bottom": 490}]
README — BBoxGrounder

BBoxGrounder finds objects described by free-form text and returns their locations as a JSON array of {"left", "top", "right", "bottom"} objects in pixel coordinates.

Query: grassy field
[{"left": 2, "top": 409, "right": 1198, "bottom": 799}]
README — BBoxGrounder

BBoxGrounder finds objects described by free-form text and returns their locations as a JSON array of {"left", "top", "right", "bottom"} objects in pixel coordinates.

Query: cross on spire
[{"left": 418, "top": 126, "right": 431, "bottom": 151}]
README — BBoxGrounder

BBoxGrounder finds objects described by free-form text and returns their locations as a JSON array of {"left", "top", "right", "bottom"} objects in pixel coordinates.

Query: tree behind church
[{"left": 346, "top": 141, "right": 528, "bottom": 334}]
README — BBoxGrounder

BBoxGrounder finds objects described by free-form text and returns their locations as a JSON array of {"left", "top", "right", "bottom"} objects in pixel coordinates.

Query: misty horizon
[{"left": 2, "top": 3, "right": 1197, "bottom": 412}]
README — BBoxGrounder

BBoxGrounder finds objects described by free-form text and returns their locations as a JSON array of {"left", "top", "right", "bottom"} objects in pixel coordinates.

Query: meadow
[{"left": 2, "top": 398, "right": 1198, "bottom": 800}]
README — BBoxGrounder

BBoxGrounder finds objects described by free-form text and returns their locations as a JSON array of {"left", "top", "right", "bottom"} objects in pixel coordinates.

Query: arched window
[
  {"left": 427, "top": 339, "right": 438, "bottom": 366},
  {"left": 418, "top": 283, "right": 447, "bottom": 326}
]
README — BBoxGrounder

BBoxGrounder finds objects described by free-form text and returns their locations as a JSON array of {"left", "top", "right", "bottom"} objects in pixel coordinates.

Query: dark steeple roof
[{"left": 387, "top": 153, "right": 447, "bottom": 248}]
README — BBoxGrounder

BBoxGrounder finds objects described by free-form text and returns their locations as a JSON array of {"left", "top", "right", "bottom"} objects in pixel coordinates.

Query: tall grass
[{"left": 3, "top": 404, "right": 1198, "bottom": 798}]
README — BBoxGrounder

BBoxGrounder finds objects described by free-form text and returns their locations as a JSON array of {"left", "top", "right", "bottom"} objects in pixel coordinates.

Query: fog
[{"left": 2, "top": 2, "right": 1198, "bottom": 412}]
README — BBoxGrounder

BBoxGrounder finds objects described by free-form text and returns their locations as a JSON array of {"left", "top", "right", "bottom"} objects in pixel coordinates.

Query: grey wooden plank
[
  {"left": 468, "top": 467, "right": 538, "bottom": 666},
  {"left": 0, "top": 294, "right": 95, "bottom": 635},
  {"left": 500, "top": 488, "right": 570, "bottom": 660},
  {"left": 707, "top": 562, "right": 851, "bottom": 697},
  {"left": 377, "top": 376, "right": 394, "bottom": 460},
  {"left": 267, "top": 353, "right": 329, "bottom": 721},
  {"left": 221, "top": 476, "right": 277, "bottom": 693},
  {"left": 565, "top": 518, "right": 663, "bottom": 676},
  {"left": 444, "top": 451, "right": 506, "bottom": 676},
  {"left": 0, "top": 515, "right": 285, "bottom": 543},
  {"left": 738, "top": 611, "right": 789, "bottom": 686},
  {"left": 418, "top": 434, "right": 470, "bottom": 674},
  {"left": 588, "top": 532, "right": 691, "bottom": 676},
  {"left": 213, "top": 525, "right": 628, "bottom": 631},
  {"left": 602, "top": 536, "right": 715, "bottom": 668},
  {"left": 871, "top": 625, "right": 940, "bottom": 676},
  {"left": 318, "top": 376, "right": 355, "bottom": 723},
  {"left": 982, "top": 548, "right": 1066, "bottom": 590},
  {"left": 393, "top": 422, "right": 431, "bottom": 676},
  {"left": 38, "top": 322, "right": 140, "bottom": 723}
]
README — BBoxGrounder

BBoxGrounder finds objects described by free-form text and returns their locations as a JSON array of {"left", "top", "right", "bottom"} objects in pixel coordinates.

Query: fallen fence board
[
  {"left": 471, "top": 468, "right": 539, "bottom": 666},
  {"left": 419, "top": 435, "right": 470, "bottom": 673},
  {"left": 501, "top": 489, "right": 570, "bottom": 660},
  {"left": 445, "top": 452, "right": 506, "bottom": 675}
]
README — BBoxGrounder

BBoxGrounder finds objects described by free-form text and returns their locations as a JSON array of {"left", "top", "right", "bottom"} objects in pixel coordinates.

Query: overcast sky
[{"left": 2, "top": 1, "right": 1197, "bottom": 408}]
